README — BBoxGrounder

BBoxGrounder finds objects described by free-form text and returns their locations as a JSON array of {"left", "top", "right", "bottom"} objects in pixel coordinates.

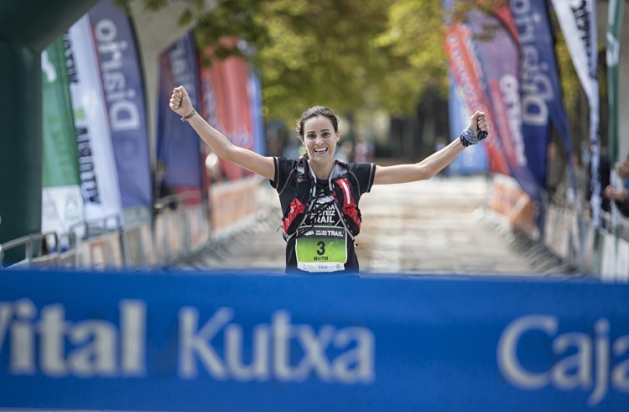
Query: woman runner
[{"left": 170, "top": 86, "right": 488, "bottom": 274}]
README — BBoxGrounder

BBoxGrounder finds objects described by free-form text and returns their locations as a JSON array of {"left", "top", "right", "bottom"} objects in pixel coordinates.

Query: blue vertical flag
[
  {"left": 510, "top": 0, "right": 575, "bottom": 191},
  {"left": 248, "top": 67, "right": 266, "bottom": 156},
  {"left": 156, "top": 32, "right": 202, "bottom": 189},
  {"left": 448, "top": 73, "right": 488, "bottom": 175},
  {"left": 467, "top": 10, "right": 541, "bottom": 203},
  {"left": 89, "top": 0, "right": 153, "bottom": 208}
]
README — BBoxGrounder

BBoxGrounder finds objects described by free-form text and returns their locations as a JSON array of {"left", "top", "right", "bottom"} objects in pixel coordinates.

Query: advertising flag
[
  {"left": 466, "top": 9, "right": 541, "bottom": 203},
  {"left": 510, "top": 0, "right": 575, "bottom": 191},
  {"left": 551, "top": 0, "right": 600, "bottom": 225},
  {"left": 68, "top": 15, "right": 123, "bottom": 223},
  {"left": 444, "top": 22, "right": 510, "bottom": 176},
  {"left": 198, "top": 44, "right": 255, "bottom": 182},
  {"left": 156, "top": 32, "right": 203, "bottom": 190},
  {"left": 41, "top": 37, "right": 84, "bottom": 235},
  {"left": 89, "top": 0, "right": 152, "bottom": 209},
  {"left": 199, "top": 51, "right": 242, "bottom": 182},
  {"left": 607, "top": 0, "right": 625, "bottom": 163},
  {"left": 448, "top": 73, "right": 489, "bottom": 175},
  {"left": 248, "top": 67, "right": 266, "bottom": 156}
]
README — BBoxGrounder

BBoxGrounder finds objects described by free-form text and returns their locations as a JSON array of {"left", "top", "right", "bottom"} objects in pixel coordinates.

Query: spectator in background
[
  {"left": 546, "top": 142, "right": 563, "bottom": 200},
  {"left": 155, "top": 160, "right": 176, "bottom": 200},
  {"left": 589, "top": 148, "right": 611, "bottom": 214},
  {"left": 283, "top": 137, "right": 302, "bottom": 160},
  {"left": 603, "top": 155, "right": 629, "bottom": 217},
  {"left": 266, "top": 138, "right": 283, "bottom": 158},
  {"left": 335, "top": 140, "right": 354, "bottom": 163},
  {"left": 552, "top": 153, "right": 587, "bottom": 209},
  {"left": 354, "top": 136, "right": 372, "bottom": 163}
]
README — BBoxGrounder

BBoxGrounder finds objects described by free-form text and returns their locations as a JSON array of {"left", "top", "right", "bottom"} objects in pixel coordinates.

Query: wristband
[
  {"left": 180, "top": 109, "right": 196, "bottom": 122},
  {"left": 459, "top": 128, "right": 474, "bottom": 147},
  {"left": 459, "top": 127, "right": 487, "bottom": 147}
]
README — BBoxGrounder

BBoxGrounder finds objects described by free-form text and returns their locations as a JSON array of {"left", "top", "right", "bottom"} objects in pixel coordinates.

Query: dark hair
[{"left": 295, "top": 106, "right": 339, "bottom": 140}]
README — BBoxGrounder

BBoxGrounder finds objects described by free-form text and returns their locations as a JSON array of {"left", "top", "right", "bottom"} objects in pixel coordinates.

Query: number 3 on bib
[{"left": 296, "top": 226, "right": 347, "bottom": 272}]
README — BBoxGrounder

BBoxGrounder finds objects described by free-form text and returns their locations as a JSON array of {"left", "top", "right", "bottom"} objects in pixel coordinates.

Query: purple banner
[
  {"left": 510, "top": 0, "right": 575, "bottom": 191},
  {"left": 156, "top": 32, "right": 202, "bottom": 189},
  {"left": 89, "top": 0, "right": 152, "bottom": 208},
  {"left": 467, "top": 10, "right": 540, "bottom": 202}
]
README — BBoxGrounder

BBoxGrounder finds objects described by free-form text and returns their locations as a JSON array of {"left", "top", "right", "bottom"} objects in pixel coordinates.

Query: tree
[
  {"left": 117, "top": 0, "right": 580, "bottom": 126},
  {"left": 116, "top": 0, "right": 458, "bottom": 122}
]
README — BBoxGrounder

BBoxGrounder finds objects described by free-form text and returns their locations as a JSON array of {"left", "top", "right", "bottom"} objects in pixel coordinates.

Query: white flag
[{"left": 68, "top": 15, "right": 123, "bottom": 226}]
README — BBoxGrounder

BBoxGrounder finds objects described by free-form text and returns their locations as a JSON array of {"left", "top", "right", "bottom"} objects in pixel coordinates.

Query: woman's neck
[{"left": 308, "top": 159, "right": 335, "bottom": 180}]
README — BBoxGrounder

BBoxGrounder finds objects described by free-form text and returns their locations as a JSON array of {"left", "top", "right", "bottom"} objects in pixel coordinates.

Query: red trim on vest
[
  {"left": 336, "top": 177, "right": 361, "bottom": 229},
  {"left": 282, "top": 198, "right": 306, "bottom": 233}
]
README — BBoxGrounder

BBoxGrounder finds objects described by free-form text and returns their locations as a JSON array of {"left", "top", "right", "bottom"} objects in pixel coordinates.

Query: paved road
[{"left": 188, "top": 176, "right": 555, "bottom": 276}]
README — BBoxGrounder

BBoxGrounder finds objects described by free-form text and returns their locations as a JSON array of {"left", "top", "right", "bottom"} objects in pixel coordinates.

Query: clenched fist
[
  {"left": 460, "top": 111, "right": 489, "bottom": 147},
  {"left": 169, "top": 86, "right": 194, "bottom": 117},
  {"left": 470, "top": 111, "right": 488, "bottom": 135}
]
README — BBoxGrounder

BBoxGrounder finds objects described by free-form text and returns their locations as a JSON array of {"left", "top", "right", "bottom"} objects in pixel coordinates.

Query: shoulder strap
[{"left": 278, "top": 157, "right": 308, "bottom": 197}]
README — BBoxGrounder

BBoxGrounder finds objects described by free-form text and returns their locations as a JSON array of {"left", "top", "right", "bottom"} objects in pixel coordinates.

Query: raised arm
[
  {"left": 373, "top": 111, "right": 488, "bottom": 185},
  {"left": 169, "top": 86, "right": 275, "bottom": 180}
]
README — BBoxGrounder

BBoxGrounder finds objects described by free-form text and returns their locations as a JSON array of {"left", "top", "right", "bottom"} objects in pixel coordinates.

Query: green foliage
[
  {"left": 116, "top": 0, "right": 582, "bottom": 126},
  {"left": 118, "top": 0, "right": 457, "bottom": 122},
  {"left": 250, "top": 0, "right": 405, "bottom": 121},
  {"left": 548, "top": 9, "right": 582, "bottom": 120},
  {"left": 374, "top": 0, "right": 449, "bottom": 115}
]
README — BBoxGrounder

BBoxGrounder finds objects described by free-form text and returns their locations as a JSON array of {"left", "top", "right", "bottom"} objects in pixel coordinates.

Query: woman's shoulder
[
  {"left": 275, "top": 156, "right": 301, "bottom": 170},
  {"left": 345, "top": 161, "right": 376, "bottom": 194},
  {"left": 346, "top": 160, "right": 375, "bottom": 174},
  {"left": 273, "top": 157, "right": 304, "bottom": 186}
]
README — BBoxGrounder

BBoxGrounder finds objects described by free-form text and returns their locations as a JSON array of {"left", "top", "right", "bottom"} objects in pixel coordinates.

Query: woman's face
[{"left": 302, "top": 115, "right": 339, "bottom": 165}]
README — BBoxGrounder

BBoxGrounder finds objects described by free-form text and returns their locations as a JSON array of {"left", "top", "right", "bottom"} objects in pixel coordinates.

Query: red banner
[
  {"left": 199, "top": 41, "right": 254, "bottom": 183},
  {"left": 445, "top": 23, "right": 510, "bottom": 175}
]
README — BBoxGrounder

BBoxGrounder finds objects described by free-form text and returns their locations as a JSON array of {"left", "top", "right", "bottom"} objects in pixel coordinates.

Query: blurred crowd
[{"left": 548, "top": 140, "right": 629, "bottom": 220}]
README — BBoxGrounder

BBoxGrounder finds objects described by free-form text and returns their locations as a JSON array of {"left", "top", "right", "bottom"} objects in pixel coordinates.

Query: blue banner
[
  {"left": 448, "top": 73, "right": 489, "bottom": 175},
  {"left": 248, "top": 66, "right": 266, "bottom": 156},
  {"left": 89, "top": 0, "right": 152, "bottom": 208},
  {"left": 510, "top": 0, "right": 575, "bottom": 190},
  {"left": 156, "top": 32, "right": 202, "bottom": 189},
  {"left": 1, "top": 269, "right": 629, "bottom": 411},
  {"left": 467, "top": 10, "right": 541, "bottom": 203}
]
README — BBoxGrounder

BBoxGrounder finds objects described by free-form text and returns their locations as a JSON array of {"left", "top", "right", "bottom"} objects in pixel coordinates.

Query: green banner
[
  {"left": 607, "top": 0, "right": 625, "bottom": 163},
  {"left": 41, "top": 36, "right": 83, "bottom": 234},
  {"left": 42, "top": 36, "right": 80, "bottom": 188}
]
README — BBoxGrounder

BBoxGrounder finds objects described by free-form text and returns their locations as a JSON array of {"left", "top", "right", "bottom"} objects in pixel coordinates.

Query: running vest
[{"left": 278, "top": 158, "right": 362, "bottom": 243}]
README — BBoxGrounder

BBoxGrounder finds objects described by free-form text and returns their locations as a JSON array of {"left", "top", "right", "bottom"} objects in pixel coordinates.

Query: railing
[
  {"left": 596, "top": 210, "right": 629, "bottom": 281},
  {"left": 483, "top": 173, "right": 629, "bottom": 281},
  {"left": 0, "top": 195, "right": 208, "bottom": 269},
  {"left": 0, "top": 177, "right": 273, "bottom": 270},
  {"left": 0, "top": 232, "right": 60, "bottom": 267}
]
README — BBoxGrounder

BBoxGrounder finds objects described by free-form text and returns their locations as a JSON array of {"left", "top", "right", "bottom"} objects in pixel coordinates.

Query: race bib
[{"left": 295, "top": 226, "right": 347, "bottom": 272}]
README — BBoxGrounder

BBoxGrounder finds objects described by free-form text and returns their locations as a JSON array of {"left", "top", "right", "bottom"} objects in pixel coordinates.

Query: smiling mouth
[{"left": 314, "top": 148, "right": 329, "bottom": 154}]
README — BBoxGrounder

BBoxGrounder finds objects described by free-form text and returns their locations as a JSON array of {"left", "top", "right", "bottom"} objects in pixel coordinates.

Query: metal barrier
[
  {"left": 68, "top": 213, "right": 125, "bottom": 268},
  {"left": 482, "top": 175, "right": 577, "bottom": 275},
  {"left": 153, "top": 191, "right": 210, "bottom": 265},
  {"left": 0, "top": 232, "right": 60, "bottom": 268},
  {"left": 595, "top": 210, "right": 629, "bottom": 281},
  {"left": 0, "top": 179, "right": 272, "bottom": 270},
  {"left": 122, "top": 206, "right": 154, "bottom": 266}
]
